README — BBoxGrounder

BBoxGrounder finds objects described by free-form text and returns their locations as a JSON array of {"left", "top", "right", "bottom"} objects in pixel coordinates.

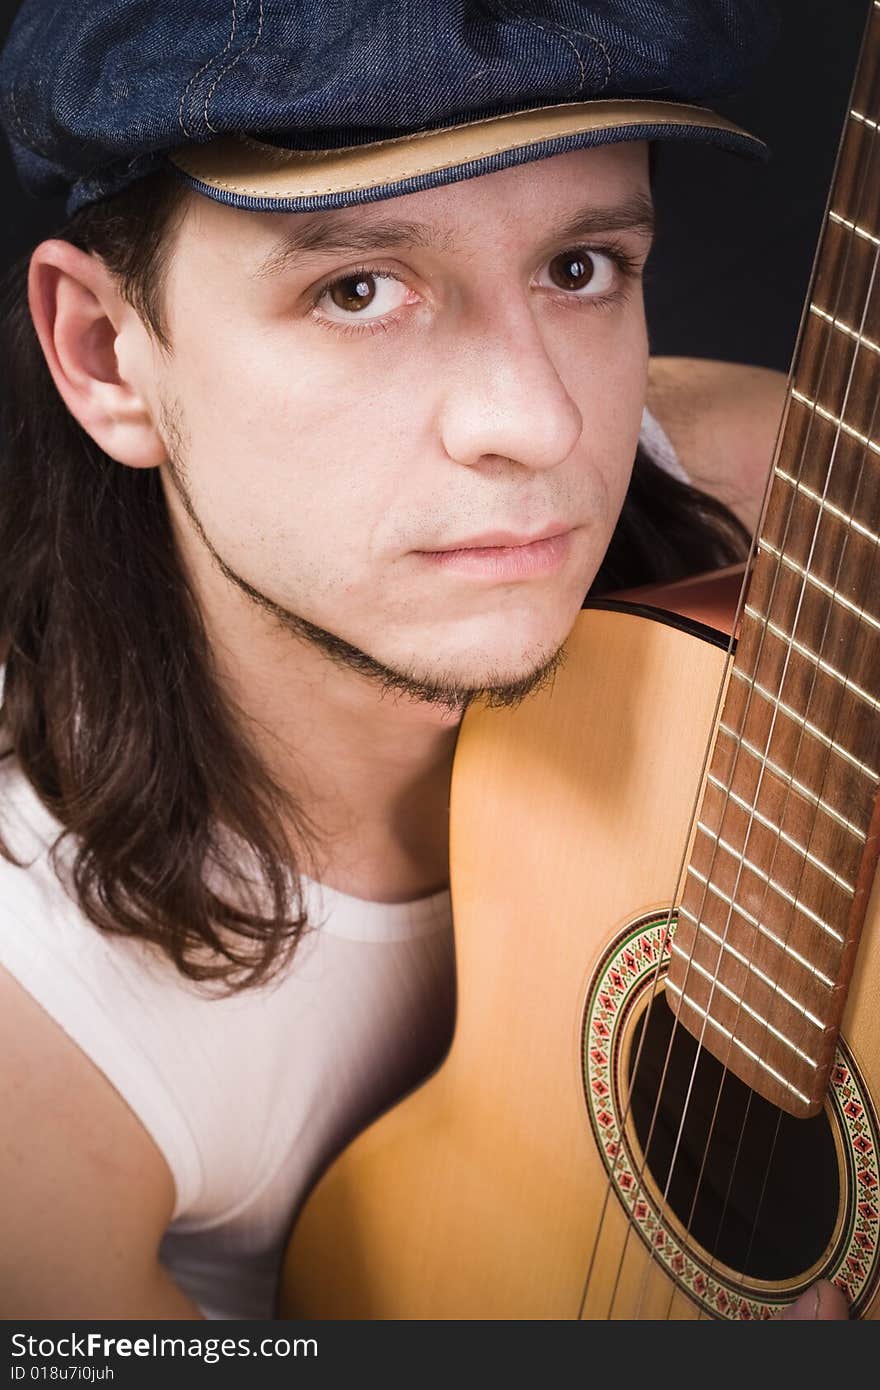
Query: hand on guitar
[{"left": 780, "top": 1281, "right": 849, "bottom": 1320}]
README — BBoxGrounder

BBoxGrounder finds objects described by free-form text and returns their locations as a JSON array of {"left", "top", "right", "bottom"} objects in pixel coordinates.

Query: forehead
[{"left": 170, "top": 141, "right": 652, "bottom": 278}]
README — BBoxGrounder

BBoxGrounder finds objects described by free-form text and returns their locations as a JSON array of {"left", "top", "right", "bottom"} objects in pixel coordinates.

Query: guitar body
[{"left": 280, "top": 578, "right": 880, "bottom": 1319}]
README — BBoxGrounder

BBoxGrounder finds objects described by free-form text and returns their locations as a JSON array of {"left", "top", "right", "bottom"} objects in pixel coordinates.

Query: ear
[{"left": 27, "top": 239, "right": 169, "bottom": 469}]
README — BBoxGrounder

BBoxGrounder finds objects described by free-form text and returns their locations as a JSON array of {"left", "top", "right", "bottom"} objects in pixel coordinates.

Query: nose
[{"left": 437, "top": 306, "right": 583, "bottom": 473}]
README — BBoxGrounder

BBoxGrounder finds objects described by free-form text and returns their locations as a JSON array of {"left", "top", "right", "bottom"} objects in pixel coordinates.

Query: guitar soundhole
[{"left": 627, "top": 992, "right": 839, "bottom": 1281}]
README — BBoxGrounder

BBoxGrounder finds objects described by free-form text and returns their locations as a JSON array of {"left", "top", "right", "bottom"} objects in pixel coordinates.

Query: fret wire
[
  {"left": 656, "top": 27, "right": 880, "bottom": 1305},
  {"left": 851, "top": 109, "right": 879, "bottom": 132},
  {"left": 663, "top": 980, "right": 813, "bottom": 1105},
  {"left": 757, "top": 538, "right": 880, "bottom": 633},
  {"left": 686, "top": 865, "right": 839, "bottom": 983},
  {"left": 716, "top": 723, "right": 868, "bottom": 839},
  {"left": 809, "top": 303, "right": 880, "bottom": 356},
  {"left": 829, "top": 209, "right": 880, "bottom": 247},
  {"left": 675, "top": 906, "right": 827, "bottom": 1027},
  {"left": 774, "top": 466, "right": 880, "bottom": 550},
  {"left": 730, "top": 668, "right": 879, "bottom": 781},
  {"left": 791, "top": 387, "right": 880, "bottom": 453},
  {"left": 743, "top": 604, "right": 880, "bottom": 712},
  {"left": 668, "top": 943, "right": 819, "bottom": 1064},
  {"left": 693, "top": 826, "right": 851, "bottom": 922},
  {"left": 704, "top": 774, "right": 859, "bottom": 887},
  {"left": 669, "top": 41, "right": 880, "bottom": 1173}
]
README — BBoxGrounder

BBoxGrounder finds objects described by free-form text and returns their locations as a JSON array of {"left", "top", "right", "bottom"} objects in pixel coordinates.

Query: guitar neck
[{"left": 667, "top": 0, "right": 880, "bottom": 1118}]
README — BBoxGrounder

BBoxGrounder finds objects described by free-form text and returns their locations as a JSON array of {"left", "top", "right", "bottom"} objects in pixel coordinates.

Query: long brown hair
[{"left": 0, "top": 169, "right": 749, "bottom": 991}]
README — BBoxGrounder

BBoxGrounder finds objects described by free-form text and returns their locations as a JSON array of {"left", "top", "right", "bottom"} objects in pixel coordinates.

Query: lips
[
  {"left": 422, "top": 523, "right": 571, "bottom": 552},
  {"left": 415, "top": 527, "right": 574, "bottom": 580}
]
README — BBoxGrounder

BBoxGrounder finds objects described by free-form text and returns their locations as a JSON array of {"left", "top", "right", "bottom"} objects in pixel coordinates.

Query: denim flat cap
[{"left": 0, "top": 1, "right": 778, "bottom": 216}]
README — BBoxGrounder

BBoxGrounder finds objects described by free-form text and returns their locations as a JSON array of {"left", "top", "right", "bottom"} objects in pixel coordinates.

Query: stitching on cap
[
  {"left": 178, "top": 0, "right": 239, "bottom": 140},
  {"left": 493, "top": 2, "right": 612, "bottom": 98},
  {"left": 553, "top": 22, "right": 612, "bottom": 93},
  {"left": 181, "top": 117, "right": 710, "bottom": 196},
  {"left": 205, "top": 0, "right": 265, "bottom": 135},
  {"left": 528, "top": 20, "right": 586, "bottom": 95},
  {"left": 529, "top": 18, "right": 612, "bottom": 95}
]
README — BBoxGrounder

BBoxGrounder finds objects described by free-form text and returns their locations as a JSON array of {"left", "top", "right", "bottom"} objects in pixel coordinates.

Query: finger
[{"left": 779, "top": 1280, "right": 850, "bottom": 1320}]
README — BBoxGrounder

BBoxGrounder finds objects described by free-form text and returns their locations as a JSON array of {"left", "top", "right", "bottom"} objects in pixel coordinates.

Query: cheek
[
  {"left": 567, "top": 314, "right": 648, "bottom": 506},
  {"left": 168, "top": 334, "right": 433, "bottom": 577}
]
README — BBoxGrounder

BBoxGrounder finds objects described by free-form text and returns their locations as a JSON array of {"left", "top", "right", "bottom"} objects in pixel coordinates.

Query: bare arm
[
  {"left": 0, "top": 963, "right": 204, "bottom": 1319},
  {"left": 646, "top": 355, "right": 788, "bottom": 536}
]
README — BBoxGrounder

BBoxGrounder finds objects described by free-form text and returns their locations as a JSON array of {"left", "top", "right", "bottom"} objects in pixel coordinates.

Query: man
[{"left": 0, "top": 0, "right": 847, "bottom": 1320}]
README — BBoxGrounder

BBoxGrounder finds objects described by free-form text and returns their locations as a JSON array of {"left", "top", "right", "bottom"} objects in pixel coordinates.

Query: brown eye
[
  {"left": 548, "top": 250, "right": 597, "bottom": 291},
  {"left": 329, "top": 273, "right": 377, "bottom": 312},
  {"left": 537, "top": 248, "right": 616, "bottom": 299},
  {"left": 315, "top": 270, "right": 413, "bottom": 326}
]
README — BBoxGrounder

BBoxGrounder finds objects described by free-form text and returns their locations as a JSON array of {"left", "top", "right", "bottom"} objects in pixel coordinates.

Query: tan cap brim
[{"left": 167, "top": 98, "right": 765, "bottom": 209}]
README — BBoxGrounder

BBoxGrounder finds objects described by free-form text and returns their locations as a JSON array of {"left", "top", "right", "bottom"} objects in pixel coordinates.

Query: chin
[
  {"left": 434, "top": 602, "right": 582, "bottom": 678},
  {"left": 414, "top": 631, "right": 569, "bottom": 703}
]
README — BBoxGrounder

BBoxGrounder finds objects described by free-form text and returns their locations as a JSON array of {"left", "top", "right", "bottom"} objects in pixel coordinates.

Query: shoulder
[
  {"left": 0, "top": 961, "right": 184, "bottom": 1315},
  {"left": 0, "top": 762, "right": 203, "bottom": 1313},
  {"left": 646, "top": 356, "right": 788, "bottom": 534}
]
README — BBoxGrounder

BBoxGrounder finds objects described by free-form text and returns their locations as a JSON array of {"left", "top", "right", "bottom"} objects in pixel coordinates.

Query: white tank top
[{"left": 0, "top": 406, "right": 683, "bottom": 1319}]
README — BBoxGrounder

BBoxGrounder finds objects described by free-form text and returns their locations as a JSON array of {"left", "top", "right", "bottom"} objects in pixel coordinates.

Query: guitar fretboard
[{"left": 667, "top": 0, "right": 880, "bottom": 1118}]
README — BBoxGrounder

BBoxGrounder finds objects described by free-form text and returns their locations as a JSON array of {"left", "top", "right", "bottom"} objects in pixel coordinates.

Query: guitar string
[
  {"left": 583, "top": 14, "right": 880, "bottom": 1321},
  {"left": 730, "top": 374, "right": 880, "bottom": 1313},
  {"left": 725, "top": 123, "right": 880, "bottom": 1307},
  {"left": 581, "top": 10, "right": 873, "bottom": 1328},
  {"left": 576, "top": 324, "right": 780, "bottom": 1311},
  {"left": 574, "top": 392, "right": 754, "bottom": 1311},
  {"left": 622, "top": 113, "right": 871, "bottom": 1318},
  {"left": 575, "top": 720, "right": 730, "bottom": 1317},
  {"left": 676, "top": 99, "right": 880, "bottom": 1320},
  {"left": 659, "top": 58, "right": 880, "bottom": 1319},
  {"left": 576, "top": 238, "right": 819, "bottom": 1316},
  {"left": 682, "top": 37, "right": 880, "bottom": 1315},
  {"left": 581, "top": 16, "right": 873, "bottom": 1317},
  {"left": 573, "top": 434, "right": 762, "bottom": 1310},
  {"left": 646, "top": 32, "right": 880, "bottom": 1320}
]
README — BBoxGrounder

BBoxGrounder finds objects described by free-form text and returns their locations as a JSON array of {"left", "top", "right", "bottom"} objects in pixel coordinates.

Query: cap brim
[{"left": 167, "top": 98, "right": 766, "bottom": 213}]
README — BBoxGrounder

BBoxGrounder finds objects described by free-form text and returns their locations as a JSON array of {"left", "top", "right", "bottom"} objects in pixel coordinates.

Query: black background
[{"left": 0, "top": 0, "right": 873, "bottom": 373}]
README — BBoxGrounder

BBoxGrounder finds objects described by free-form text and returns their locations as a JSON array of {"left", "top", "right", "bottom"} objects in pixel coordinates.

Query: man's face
[{"left": 155, "top": 142, "right": 652, "bottom": 702}]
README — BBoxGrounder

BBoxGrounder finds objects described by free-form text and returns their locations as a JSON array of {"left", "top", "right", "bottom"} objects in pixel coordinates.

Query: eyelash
[
  {"left": 307, "top": 242, "right": 644, "bottom": 338},
  {"left": 308, "top": 269, "right": 398, "bottom": 339}
]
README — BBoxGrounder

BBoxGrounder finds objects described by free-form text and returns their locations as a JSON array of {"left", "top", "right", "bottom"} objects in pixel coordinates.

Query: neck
[
  {"left": 194, "top": 567, "right": 460, "bottom": 904},
  {"left": 667, "top": 1, "right": 880, "bottom": 1118}
]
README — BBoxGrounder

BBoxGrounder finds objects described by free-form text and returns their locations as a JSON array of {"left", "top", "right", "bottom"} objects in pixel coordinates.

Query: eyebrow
[{"left": 250, "top": 191, "right": 655, "bottom": 280}]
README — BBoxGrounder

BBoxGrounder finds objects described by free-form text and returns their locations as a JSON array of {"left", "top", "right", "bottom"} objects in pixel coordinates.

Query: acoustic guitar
[{"left": 279, "top": 1, "right": 880, "bottom": 1319}]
